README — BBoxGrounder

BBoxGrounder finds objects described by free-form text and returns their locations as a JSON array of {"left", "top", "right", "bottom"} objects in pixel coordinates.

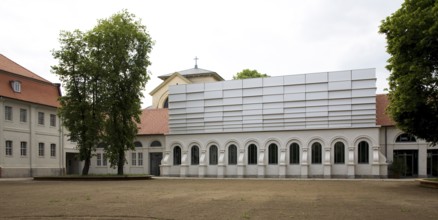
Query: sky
[{"left": 0, "top": 0, "right": 404, "bottom": 108}]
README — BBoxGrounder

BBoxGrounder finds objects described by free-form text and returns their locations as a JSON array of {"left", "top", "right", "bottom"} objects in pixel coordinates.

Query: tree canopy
[
  {"left": 379, "top": 0, "right": 438, "bottom": 145},
  {"left": 233, "top": 69, "right": 269, "bottom": 79},
  {"left": 52, "top": 10, "right": 153, "bottom": 175}
]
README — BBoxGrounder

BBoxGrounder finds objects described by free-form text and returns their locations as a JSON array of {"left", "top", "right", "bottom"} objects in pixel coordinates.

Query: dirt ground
[{"left": 0, "top": 178, "right": 437, "bottom": 220}]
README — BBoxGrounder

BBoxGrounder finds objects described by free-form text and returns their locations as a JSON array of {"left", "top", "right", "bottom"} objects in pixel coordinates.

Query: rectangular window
[
  {"left": 50, "top": 114, "right": 56, "bottom": 127},
  {"left": 38, "top": 112, "right": 44, "bottom": 125},
  {"left": 228, "top": 145, "right": 237, "bottom": 165},
  {"left": 131, "top": 152, "right": 137, "bottom": 166},
  {"left": 103, "top": 154, "right": 107, "bottom": 166},
  {"left": 50, "top": 144, "right": 56, "bottom": 157},
  {"left": 5, "top": 140, "right": 12, "bottom": 156},
  {"left": 20, "top": 142, "right": 27, "bottom": 156},
  {"left": 138, "top": 152, "right": 143, "bottom": 166},
  {"left": 38, "top": 143, "right": 45, "bottom": 157},
  {"left": 5, "top": 106, "right": 12, "bottom": 121},
  {"left": 97, "top": 153, "right": 102, "bottom": 166},
  {"left": 20, "top": 108, "right": 27, "bottom": 122}
]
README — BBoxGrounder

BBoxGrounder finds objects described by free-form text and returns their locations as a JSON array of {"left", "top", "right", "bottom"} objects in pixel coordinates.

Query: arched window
[
  {"left": 395, "top": 133, "right": 417, "bottom": 142},
  {"left": 191, "top": 145, "right": 199, "bottom": 165},
  {"left": 134, "top": 141, "right": 142, "bottom": 148},
  {"left": 150, "top": 141, "right": 162, "bottom": 147},
  {"left": 311, "top": 142, "right": 322, "bottom": 164},
  {"left": 334, "top": 142, "right": 345, "bottom": 164},
  {"left": 289, "top": 143, "right": 300, "bottom": 164},
  {"left": 268, "top": 143, "right": 278, "bottom": 164},
  {"left": 248, "top": 144, "right": 257, "bottom": 165},
  {"left": 228, "top": 144, "right": 237, "bottom": 165},
  {"left": 173, "top": 146, "right": 181, "bottom": 165},
  {"left": 358, "top": 141, "right": 369, "bottom": 164},
  {"left": 163, "top": 97, "right": 169, "bottom": 108},
  {"left": 209, "top": 145, "right": 218, "bottom": 165}
]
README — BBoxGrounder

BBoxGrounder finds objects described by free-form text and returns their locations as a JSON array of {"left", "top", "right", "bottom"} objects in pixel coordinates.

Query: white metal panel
[
  {"left": 223, "top": 97, "right": 243, "bottom": 105},
  {"left": 306, "top": 72, "right": 327, "bottom": 83},
  {"left": 243, "top": 78, "right": 263, "bottom": 88},
  {"left": 223, "top": 89, "right": 242, "bottom": 98},
  {"left": 328, "top": 81, "right": 351, "bottom": 91},
  {"left": 306, "top": 91, "right": 328, "bottom": 100},
  {"left": 186, "top": 92, "right": 204, "bottom": 100},
  {"left": 243, "top": 103, "right": 263, "bottom": 110},
  {"left": 223, "top": 80, "right": 242, "bottom": 89},
  {"left": 284, "top": 74, "right": 305, "bottom": 85},
  {"left": 263, "top": 94, "right": 283, "bottom": 103},
  {"left": 169, "top": 84, "right": 186, "bottom": 94},
  {"left": 352, "top": 68, "right": 375, "bottom": 80},
  {"left": 263, "top": 86, "right": 284, "bottom": 95},
  {"left": 352, "top": 79, "right": 376, "bottom": 89},
  {"left": 243, "top": 96, "right": 263, "bottom": 104},
  {"left": 352, "top": 88, "right": 376, "bottom": 98},
  {"left": 284, "top": 93, "right": 305, "bottom": 101},
  {"left": 328, "top": 70, "right": 351, "bottom": 82},
  {"left": 204, "top": 81, "right": 223, "bottom": 91},
  {"left": 306, "top": 83, "right": 328, "bottom": 92},
  {"left": 264, "top": 102, "right": 284, "bottom": 109},
  {"left": 284, "top": 84, "right": 305, "bottom": 93},
  {"left": 243, "top": 87, "right": 263, "bottom": 96},
  {"left": 204, "top": 91, "right": 223, "bottom": 99},
  {"left": 263, "top": 76, "right": 284, "bottom": 86},
  {"left": 186, "top": 83, "right": 204, "bottom": 93},
  {"left": 328, "top": 90, "right": 351, "bottom": 99}
]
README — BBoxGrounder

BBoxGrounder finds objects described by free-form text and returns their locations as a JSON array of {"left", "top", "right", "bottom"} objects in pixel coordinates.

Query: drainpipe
[{"left": 385, "top": 126, "right": 388, "bottom": 162}]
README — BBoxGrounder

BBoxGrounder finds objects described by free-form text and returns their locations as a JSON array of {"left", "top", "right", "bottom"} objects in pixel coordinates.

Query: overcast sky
[{"left": 0, "top": 0, "right": 404, "bottom": 107}]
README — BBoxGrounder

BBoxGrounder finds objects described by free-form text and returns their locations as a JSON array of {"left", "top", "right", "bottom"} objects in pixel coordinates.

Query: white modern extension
[{"left": 160, "top": 68, "right": 388, "bottom": 178}]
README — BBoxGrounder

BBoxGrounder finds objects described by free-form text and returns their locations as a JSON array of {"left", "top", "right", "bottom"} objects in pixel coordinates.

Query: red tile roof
[
  {"left": 0, "top": 54, "right": 60, "bottom": 108},
  {"left": 137, "top": 108, "right": 169, "bottom": 135},
  {"left": 0, "top": 54, "right": 50, "bottom": 82},
  {"left": 376, "top": 94, "right": 395, "bottom": 126}
]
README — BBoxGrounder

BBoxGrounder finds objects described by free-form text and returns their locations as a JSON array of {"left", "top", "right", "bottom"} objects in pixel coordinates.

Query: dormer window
[{"left": 10, "top": 80, "right": 21, "bottom": 93}]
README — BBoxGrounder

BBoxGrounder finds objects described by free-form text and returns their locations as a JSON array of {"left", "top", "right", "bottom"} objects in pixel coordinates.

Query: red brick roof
[
  {"left": 376, "top": 94, "right": 395, "bottom": 126},
  {"left": 137, "top": 108, "right": 169, "bottom": 135},
  {"left": 0, "top": 54, "right": 60, "bottom": 108},
  {"left": 0, "top": 54, "right": 50, "bottom": 82}
]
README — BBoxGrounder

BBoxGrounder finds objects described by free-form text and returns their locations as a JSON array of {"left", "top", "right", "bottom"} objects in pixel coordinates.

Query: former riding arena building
[{"left": 1, "top": 54, "right": 437, "bottom": 178}]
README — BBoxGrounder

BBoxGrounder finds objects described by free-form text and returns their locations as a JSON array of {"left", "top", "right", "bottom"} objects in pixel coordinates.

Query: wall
[{"left": 168, "top": 69, "right": 377, "bottom": 134}]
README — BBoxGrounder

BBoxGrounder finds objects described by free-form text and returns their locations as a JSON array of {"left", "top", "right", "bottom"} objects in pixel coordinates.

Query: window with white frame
[
  {"left": 311, "top": 142, "right": 322, "bottom": 164},
  {"left": 11, "top": 80, "right": 21, "bottom": 92},
  {"left": 132, "top": 152, "right": 137, "bottom": 166},
  {"left": 228, "top": 144, "right": 237, "bottom": 165},
  {"left": 97, "top": 153, "right": 102, "bottom": 166},
  {"left": 268, "top": 143, "right": 278, "bottom": 164},
  {"left": 50, "top": 114, "right": 56, "bottom": 127},
  {"left": 20, "top": 142, "right": 27, "bottom": 156},
  {"left": 209, "top": 145, "right": 218, "bottom": 165},
  {"left": 38, "top": 112, "right": 44, "bottom": 125},
  {"left": 102, "top": 154, "right": 107, "bottom": 166},
  {"left": 38, "top": 143, "right": 45, "bottom": 157},
  {"left": 289, "top": 143, "right": 300, "bottom": 164},
  {"left": 5, "top": 140, "right": 12, "bottom": 156},
  {"left": 358, "top": 141, "right": 369, "bottom": 164},
  {"left": 5, "top": 106, "right": 12, "bottom": 121},
  {"left": 138, "top": 152, "right": 143, "bottom": 166},
  {"left": 20, "top": 108, "right": 27, "bottom": 122},
  {"left": 50, "top": 144, "right": 56, "bottom": 157},
  {"left": 248, "top": 144, "right": 257, "bottom": 165}
]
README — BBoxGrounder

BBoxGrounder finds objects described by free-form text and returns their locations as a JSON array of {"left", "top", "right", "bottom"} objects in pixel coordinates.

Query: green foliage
[
  {"left": 233, "top": 69, "right": 269, "bottom": 80},
  {"left": 52, "top": 10, "right": 153, "bottom": 175},
  {"left": 379, "top": 0, "right": 438, "bottom": 145}
]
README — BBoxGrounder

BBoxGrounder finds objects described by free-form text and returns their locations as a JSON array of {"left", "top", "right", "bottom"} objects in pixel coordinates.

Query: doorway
[
  {"left": 427, "top": 149, "right": 438, "bottom": 177},
  {"left": 66, "top": 153, "right": 80, "bottom": 175},
  {"left": 150, "top": 153, "right": 163, "bottom": 176},
  {"left": 393, "top": 150, "right": 418, "bottom": 177}
]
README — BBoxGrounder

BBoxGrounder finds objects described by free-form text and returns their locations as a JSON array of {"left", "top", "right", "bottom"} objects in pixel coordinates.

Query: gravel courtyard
[{"left": 0, "top": 178, "right": 437, "bottom": 220}]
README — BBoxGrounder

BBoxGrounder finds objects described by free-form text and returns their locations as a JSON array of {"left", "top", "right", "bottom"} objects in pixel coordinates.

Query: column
[
  {"left": 160, "top": 151, "right": 171, "bottom": 176},
  {"left": 301, "top": 147, "right": 309, "bottom": 178},
  {"left": 347, "top": 146, "right": 355, "bottom": 178},
  {"left": 180, "top": 150, "right": 188, "bottom": 177},
  {"left": 279, "top": 148, "right": 287, "bottom": 178},
  {"left": 217, "top": 150, "right": 225, "bottom": 178},
  {"left": 371, "top": 146, "right": 380, "bottom": 177},
  {"left": 257, "top": 149, "right": 265, "bottom": 178},
  {"left": 199, "top": 150, "right": 206, "bottom": 178},
  {"left": 323, "top": 147, "right": 331, "bottom": 178},
  {"left": 237, "top": 149, "right": 245, "bottom": 178}
]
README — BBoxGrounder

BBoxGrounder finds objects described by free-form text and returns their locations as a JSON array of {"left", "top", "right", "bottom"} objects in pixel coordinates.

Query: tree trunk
[
  {"left": 82, "top": 157, "right": 90, "bottom": 175},
  {"left": 117, "top": 150, "right": 124, "bottom": 175}
]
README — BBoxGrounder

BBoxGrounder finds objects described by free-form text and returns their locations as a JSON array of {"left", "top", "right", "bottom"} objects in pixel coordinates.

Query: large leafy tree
[
  {"left": 380, "top": 0, "right": 438, "bottom": 145},
  {"left": 233, "top": 69, "right": 269, "bottom": 79},
  {"left": 53, "top": 10, "right": 153, "bottom": 175},
  {"left": 88, "top": 11, "right": 153, "bottom": 175},
  {"left": 52, "top": 30, "right": 106, "bottom": 175}
]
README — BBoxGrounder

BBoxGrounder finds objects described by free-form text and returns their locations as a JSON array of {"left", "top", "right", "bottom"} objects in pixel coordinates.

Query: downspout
[{"left": 384, "top": 126, "right": 388, "bottom": 162}]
